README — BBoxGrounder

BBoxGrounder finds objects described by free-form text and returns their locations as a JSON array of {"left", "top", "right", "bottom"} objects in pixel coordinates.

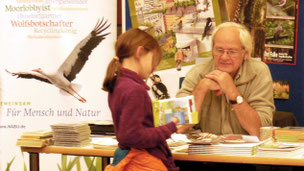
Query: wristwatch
[{"left": 229, "top": 96, "right": 243, "bottom": 105}]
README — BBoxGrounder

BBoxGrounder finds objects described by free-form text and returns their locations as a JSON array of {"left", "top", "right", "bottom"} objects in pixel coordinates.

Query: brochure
[{"left": 152, "top": 95, "right": 198, "bottom": 127}]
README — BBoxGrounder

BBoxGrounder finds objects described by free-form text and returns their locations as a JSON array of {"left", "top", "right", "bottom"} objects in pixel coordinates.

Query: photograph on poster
[
  {"left": 265, "top": 20, "right": 295, "bottom": 46},
  {"left": 266, "top": 0, "right": 296, "bottom": 19},
  {"left": 263, "top": 0, "right": 298, "bottom": 64},
  {"left": 128, "top": 0, "right": 216, "bottom": 71},
  {"left": 273, "top": 80, "right": 290, "bottom": 99}
]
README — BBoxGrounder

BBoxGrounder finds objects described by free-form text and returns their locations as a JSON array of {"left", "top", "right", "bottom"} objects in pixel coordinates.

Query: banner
[
  {"left": 263, "top": 0, "right": 298, "bottom": 65},
  {"left": 0, "top": 0, "right": 116, "bottom": 170},
  {"left": 127, "top": 0, "right": 217, "bottom": 100}
]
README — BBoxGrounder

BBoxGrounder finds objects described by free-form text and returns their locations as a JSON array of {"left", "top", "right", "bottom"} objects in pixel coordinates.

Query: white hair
[{"left": 211, "top": 22, "right": 253, "bottom": 58}]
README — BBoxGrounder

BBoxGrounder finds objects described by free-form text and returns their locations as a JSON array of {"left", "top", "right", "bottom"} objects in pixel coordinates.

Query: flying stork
[{"left": 6, "top": 18, "right": 111, "bottom": 103}]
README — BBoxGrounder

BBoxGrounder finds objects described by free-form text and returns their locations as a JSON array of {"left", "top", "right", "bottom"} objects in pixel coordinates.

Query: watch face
[{"left": 236, "top": 96, "right": 243, "bottom": 104}]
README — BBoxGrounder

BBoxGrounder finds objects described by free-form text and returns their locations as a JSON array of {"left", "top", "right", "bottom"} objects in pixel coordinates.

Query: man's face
[{"left": 212, "top": 27, "right": 248, "bottom": 78}]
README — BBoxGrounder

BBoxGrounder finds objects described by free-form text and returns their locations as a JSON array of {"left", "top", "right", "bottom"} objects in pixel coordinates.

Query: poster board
[
  {"left": 263, "top": 0, "right": 299, "bottom": 65},
  {"left": 128, "top": 0, "right": 218, "bottom": 72},
  {"left": 128, "top": 0, "right": 299, "bottom": 69},
  {"left": 0, "top": 0, "right": 116, "bottom": 170}
]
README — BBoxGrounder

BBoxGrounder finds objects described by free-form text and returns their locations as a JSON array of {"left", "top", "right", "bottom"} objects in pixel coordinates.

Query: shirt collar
[
  {"left": 234, "top": 58, "right": 257, "bottom": 85},
  {"left": 120, "top": 67, "right": 150, "bottom": 90}
]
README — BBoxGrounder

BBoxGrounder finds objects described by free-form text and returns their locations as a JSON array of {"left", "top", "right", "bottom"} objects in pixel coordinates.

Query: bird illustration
[
  {"left": 150, "top": 74, "right": 170, "bottom": 100},
  {"left": 6, "top": 18, "right": 111, "bottom": 103},
  {"left": 202, "top": 0, "right": 210, "bottom": 11},
  {"left": 202, "top": 17, "right": 213, "bottom": 40},
  {"left": 177, "top": 20, "right": 183, "bottom": 30},
  {"left": 273, "top": 23, "right": 283, "bottom": 41},
  {"left": 275, "top": 0, "right": 286, "bottom": 7}
]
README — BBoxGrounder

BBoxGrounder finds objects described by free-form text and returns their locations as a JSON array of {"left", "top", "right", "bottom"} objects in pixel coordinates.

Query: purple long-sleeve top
[{"left": 108, "top": 67, "right": 179, "bottom": 171}]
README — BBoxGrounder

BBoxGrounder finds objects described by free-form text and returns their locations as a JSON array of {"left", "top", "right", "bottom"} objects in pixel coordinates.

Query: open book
[{"left": 152, "top": 95, "right": 198, "bottom": 127}]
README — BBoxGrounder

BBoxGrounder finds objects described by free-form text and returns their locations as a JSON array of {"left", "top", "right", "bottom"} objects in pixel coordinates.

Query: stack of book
[
  {"left": 188, "top": 142, "right": 263, "bottom": 156},
  {"left": 256, "top": 141, "right": 303, "bottom": 158},
  {"left": 92, "top": 136, "right": 118, "bottom": 150},
  {"left": 17, "top": 129, "right": 53, "bottom": 148},
  {"left": 273, "top": 127, "right": 304, "bottom": 142},
  {"left": 188, "top": 135, "right": 262, "bottom": 156},
  {"left": 88, "top": 120, "right": 114, "bottom": 135},
  {"left": 51, "top": 123, "right": 91, "bottom": 147}
]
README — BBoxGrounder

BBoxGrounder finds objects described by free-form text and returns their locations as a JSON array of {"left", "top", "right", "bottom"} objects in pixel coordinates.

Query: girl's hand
[
  {"left": 171, "top": 117, "right": 179, "bottom": 124},
  {"left": 176, "top": 124, "right": 194, "bottom": 134}
]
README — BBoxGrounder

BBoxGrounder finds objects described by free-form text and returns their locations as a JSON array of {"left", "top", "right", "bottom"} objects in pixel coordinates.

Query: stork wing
[
  {"left": 58, "top": 18, "right": 111, "bottom": 82},
  {"left": 5, "top": 69, "right": 51, "bottom": 84}
]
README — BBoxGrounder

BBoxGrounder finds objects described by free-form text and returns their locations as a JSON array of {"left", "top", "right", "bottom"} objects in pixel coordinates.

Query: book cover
[
  {"left": 273, "top": 128, "right": 304, "bottom": 142},
  {"left": 21, "top": 129, "right": 53, "bottom": 139},
  {"left": 188, "top": 141, "right": 264, "bottom": 156},
  {"left": 256, "top": 141, "right": 303, "bottom": 158},
  {"left": 92, "top": 137, "right": 118, "bottom": 150},
  {"left": 16, "top": 137, "right": 53, "bottom": 148},
  {"left": 152, "top": 95, "right": 198, "bottom": 127}
]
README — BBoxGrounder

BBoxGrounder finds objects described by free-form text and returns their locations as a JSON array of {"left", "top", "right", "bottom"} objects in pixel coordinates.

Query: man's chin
[{"left": 217, "top": 68, "right": 231, "bottom": 73}]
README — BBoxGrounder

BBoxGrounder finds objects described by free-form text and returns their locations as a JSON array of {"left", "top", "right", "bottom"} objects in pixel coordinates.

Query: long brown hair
[{"left": 102, "top": 28, "right": 162, "bottom": 93}]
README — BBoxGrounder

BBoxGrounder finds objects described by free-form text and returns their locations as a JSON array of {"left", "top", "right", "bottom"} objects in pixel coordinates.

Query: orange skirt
[{"left": 105, "top": 148, "right": 168, "bottom": 171}]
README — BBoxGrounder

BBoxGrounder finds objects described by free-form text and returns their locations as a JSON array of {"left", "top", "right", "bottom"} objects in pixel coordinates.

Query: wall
[
  {"left": 124, "top": 0, "right": 304, "bottom": 126},
  {"left": 269, "top": 1, "right": 304, "bottom": 126}
]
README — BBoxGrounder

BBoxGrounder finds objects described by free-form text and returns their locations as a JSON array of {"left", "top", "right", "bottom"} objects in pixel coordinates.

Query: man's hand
[
  {"left": 205, "top": 70, "right": 240, "bottom": 100},
  {"left": 198, "top": 77, "right": 222, "bottom": 96},
  {"left": 191, "top": 76, "right": 221, "bottom": 111}
]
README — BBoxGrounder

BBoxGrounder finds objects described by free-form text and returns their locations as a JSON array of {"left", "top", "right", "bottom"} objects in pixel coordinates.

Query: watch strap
[
  {"left": 229, "top": 100, "right": 237, "bottom": 104},
  {"left": 229, "top": 96, "right": 243, "bottom": 105}
]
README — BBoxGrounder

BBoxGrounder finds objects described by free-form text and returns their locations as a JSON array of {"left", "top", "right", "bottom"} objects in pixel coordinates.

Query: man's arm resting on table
[
  {"left": 205, "top": 70, "right": 262, "bottom": 136},
  {"left": 231, "top": 99, "right": 262, "bottom": 136}
]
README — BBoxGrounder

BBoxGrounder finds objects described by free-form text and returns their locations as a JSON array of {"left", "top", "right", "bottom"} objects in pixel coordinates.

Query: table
[
  {"left": 21, "top": 146, "right": 114, "bottom": 171},
  {"left": 21, "top": 145, "right": 304, "bottom": 171}
]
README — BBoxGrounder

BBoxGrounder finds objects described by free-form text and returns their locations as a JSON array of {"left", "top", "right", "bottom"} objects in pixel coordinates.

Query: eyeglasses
[{"left": 213, "top": 48, "right": 244, "bottom": 58}]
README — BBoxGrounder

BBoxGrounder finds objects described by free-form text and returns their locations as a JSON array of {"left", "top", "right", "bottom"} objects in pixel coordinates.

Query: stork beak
[{"left": 32, "top": 69, "right": 39, "bottom": 72}]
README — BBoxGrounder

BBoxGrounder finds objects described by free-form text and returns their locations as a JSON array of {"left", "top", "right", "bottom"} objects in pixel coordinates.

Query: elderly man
[{"left": 176, "top": 22, "right": 275, "bottom": 136}]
